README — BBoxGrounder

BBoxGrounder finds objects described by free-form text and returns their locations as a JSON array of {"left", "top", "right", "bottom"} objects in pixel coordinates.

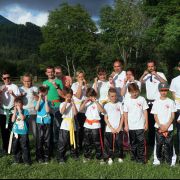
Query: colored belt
[
  {"left": 51, "top": 99, "right": 61, "bottom": 106},
  {"left": 85, "top": 119, "right": 100, "bottom": 125},
  {"left": 37, "top": 114, "right": 50, "bottom": 124},
  {"left": 64, "top": 118, "right": 76, "bottom": 149}
]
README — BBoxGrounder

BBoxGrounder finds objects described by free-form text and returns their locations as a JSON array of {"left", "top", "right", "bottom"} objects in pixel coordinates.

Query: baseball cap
[{"left": 158, "top": 82, "right": 169, "bottom": 91}]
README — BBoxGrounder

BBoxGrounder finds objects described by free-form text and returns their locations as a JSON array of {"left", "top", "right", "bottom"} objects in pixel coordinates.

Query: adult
[
  {"left": 0, "top": 72, "right": 20, "bottom": 154},
  {"left": 140, "top": 60, "right": 167, "bottom": 147},
  {"left": 170, "top": 61, "right": 180, "bottom": 163},
  {"left": 112, "top": 59, "right": 126, "bottom": 102},
  {"left": 43, "top": 66, "right": 64, "bottom": 146},
  {"left": 19, "top": 73, "right": 38, "bottom": 139}
]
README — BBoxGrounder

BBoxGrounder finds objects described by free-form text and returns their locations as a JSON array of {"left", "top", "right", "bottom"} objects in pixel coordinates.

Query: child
[
  {"left": 151, "top": 82, "right": 177, "bottom": 166},
  {"left": 104, "top": 88, "right": 124, "bottom": 165},
  {"left": 20, "top": 73, "right": 38, "bottom": 139},
  {"left": 11, "top": 97, "right": 31, "bottom": 165},
  {"left": 35, "top": 86, "right": 51, "bottom": 164},
  {"left": 124, "top": 83, "right": 149, "bottom": 164},
  {"left": 58, "top": 88, "right": 78, "bottom": 163},
  {"left": 80, "top": 88, "right": 105, "bottom": 163}
]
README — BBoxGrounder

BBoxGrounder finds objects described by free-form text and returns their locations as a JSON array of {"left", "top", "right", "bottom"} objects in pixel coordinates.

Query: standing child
[
  {"left": 80, "top": 88, "right": 105, "bottom": 163},
  {"left": 11, "top": 97, "right": 31, "bottom": 165},
  {"left": 104, "top": 88, "right": 124, "bottom": 165},
  {"left": 58, "top": 88, "right": 78, "bottom": 163},
  {"left": 35, "top": 86, "right": 51, "bottom": 164},
  {"left": 151, "top": 82, "right": 177, "bottom": 166},
  {"left": 124, "top": 83, "right": 149, "bottom": 164}
]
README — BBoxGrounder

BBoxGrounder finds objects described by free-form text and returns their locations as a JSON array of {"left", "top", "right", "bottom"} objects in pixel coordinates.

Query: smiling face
[
  {"left": 126, "top": 71, "right": 134, "bottom": 81},
  {"left": 109, "top": 92, "right": 117, "bottom": 103},
  {"left": 130, "top": 90, "right": 140, "bottom": 99},
  {"left": 113, "top": 61, "right": 123, "bottom": 74},
  {"left": 147, "top": 62, "right": 156, "bottom": 73},
  {"left": 160, "top": 89, "right": 168, "bottom": 98},
  {"left": 2, "top": 73, "right": 11, "bottom": 85},
  {"left": 55, "top": 68, "right": 63, "bottom": 79},
  {"left": 98, "top": 72, "right": 107, "bottom": 81},
  {"left": 23, "top": 76, "right": 32, "bottom": 88},
  {"left": 46, "top": 68, "right": 55, "bottom": 80},
  {"left": 77, "top": 73, "right": 85, "bottom": 82}
]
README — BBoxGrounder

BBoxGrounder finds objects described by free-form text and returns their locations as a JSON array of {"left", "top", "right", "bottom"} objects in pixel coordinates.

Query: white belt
[{"left": 37, "top": 114, "right": 50, "bottom": 123}]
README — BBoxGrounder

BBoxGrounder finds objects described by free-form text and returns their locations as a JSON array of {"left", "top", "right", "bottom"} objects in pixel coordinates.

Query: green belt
[{"left": 0, "top": 107, "right": 14, "bottom": 129}]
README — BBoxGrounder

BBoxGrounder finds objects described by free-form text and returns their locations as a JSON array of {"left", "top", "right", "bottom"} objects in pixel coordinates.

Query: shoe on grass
[
  {"left": 108, "top": 158, "right": 113, "bottom": 165},
  {"left": 118, "top": 158, "right": 123, "bottom": 163}
]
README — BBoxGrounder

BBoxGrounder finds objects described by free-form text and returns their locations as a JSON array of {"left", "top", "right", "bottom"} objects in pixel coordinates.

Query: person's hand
[
  {"left": 124, "top": 125, "right": 129, "bottom": 133},
  {"left": 8, "top": 90, "right": 14, "bottom": 95},
  {"left": 52, "top": 81, "right": 58, "bottom": 88},
  {"left": 17, "top": 105, "right": 21, "bottom": 113},
  {"left": 79, "top": 80, "right": 84, "bottom": 86},
  {"left": 151, "top": 71, "right": 157, "bottom": 76},
  {"left": 124, "top": 78, "right": 128, "bottom": 84},
  {"left": 116, "top": 127, "right": 121, "bottom": 134},
  {"left": 111, "top": 72, "right": 116, "bottom": 78},
  {"left": 45, "top": 95, "right": 48, "bottom": 102},
  {"left": 129, "top": 76, "right": 135, "bottom": 82},
  {"left": 160, "top": 124, "right": 168, "bottom": 132},
  {"left": 14, "top": 106, "right": 17, "bottom": 111},
  {"left": 143, "top": 70, "right": 149, "bottom": 76},
  {"left": 91, "top": 97, "right": 97, "bottom": 102},
  {"left": 144, "top": 123, "right": 148, "bottom": 132},
  {"left": 94, "top": 77, "right": 98, "bottom": 84},
  {"left": 110, "top": 127, "right": 117, "bottom": 134},
  {"left": 38, "top": 93, "right": 42, "bottom": 99}
]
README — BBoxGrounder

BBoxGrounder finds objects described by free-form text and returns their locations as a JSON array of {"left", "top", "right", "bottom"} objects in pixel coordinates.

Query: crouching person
[
  {"left": 35, "top": 86, "right": 52, "bottom": 164},
  {"left": 12, "top": 97, "right": 31, "bottom": 165},
  {"left": 58, "top": 88, "right": 79, "bottom": 164}
]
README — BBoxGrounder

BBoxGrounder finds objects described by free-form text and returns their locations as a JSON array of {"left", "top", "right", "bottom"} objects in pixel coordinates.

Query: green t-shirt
[{"left": 43, "top": 79, "right": 63, "bottom": 108}]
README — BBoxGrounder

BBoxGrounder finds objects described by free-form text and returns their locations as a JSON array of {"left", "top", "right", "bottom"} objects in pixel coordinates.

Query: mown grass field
[{"left": 0, "top": 137, "right": 179, "bottom": 179}]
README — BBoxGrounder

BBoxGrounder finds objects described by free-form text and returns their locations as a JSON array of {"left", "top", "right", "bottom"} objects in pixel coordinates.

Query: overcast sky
[{"left": 0, "top": 0, "right": 113, "bottom": 26}]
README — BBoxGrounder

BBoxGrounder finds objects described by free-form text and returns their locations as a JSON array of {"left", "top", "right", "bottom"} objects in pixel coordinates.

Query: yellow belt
[
  {"left": 64, "top": 118, "right": 76, "bottom": 149},
  {"left": 175, "top": 97, "right": 180, "bottom": 103},
  {"left": 74, "top": 102, "right": 82, "bottom": 105},
  {"left": 100, "top": 100, "right": 109, "bottom": 105}
]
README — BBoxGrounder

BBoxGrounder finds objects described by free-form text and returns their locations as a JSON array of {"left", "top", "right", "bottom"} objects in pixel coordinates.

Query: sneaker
[
  {"left": 59, "top": 161, "right": 65, "bottom": 165},
  {"left": 118, "top": 158, "right": 123, "bottom": 163},
  {"left": 83, "top": 158, "right": 91, "bottom": 163},
  {"left": 100, "top": 159, "right": 105, "bottom": 165},
  {"left": 108, "top": 158, "right": 113, "bottom": 165},
  {"left": 38, "top": 159, "right": 44, "bottom": 164}
]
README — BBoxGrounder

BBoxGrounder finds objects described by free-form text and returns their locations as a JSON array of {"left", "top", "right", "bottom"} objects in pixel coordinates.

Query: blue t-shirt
[
  {"left": 12, "top": 109, "right": 29, "bottom": 135},
  {"left": 34, "top": 100, "right": 51, "bottom": 124}
]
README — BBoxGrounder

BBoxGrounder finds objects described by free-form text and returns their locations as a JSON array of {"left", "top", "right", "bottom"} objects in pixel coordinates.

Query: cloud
[{"left": 0, "top": 5, "right": 48, "bottom": 26}]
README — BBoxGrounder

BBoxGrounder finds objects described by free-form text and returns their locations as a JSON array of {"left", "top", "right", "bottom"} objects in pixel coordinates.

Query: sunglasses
[{"left": 3, "top": 77, "right": 10, "bottom": 80}]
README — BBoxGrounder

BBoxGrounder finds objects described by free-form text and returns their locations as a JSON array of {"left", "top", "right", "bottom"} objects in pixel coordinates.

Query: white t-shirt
[
  {"left": 124, "top": 96, "right": 149, "bottom": 130},
  {"left": 113, "top": 71, "right": 126, "bottom": 102},
  {"left": 143, "top": 72, "right": 167, "bottom": 100},
  {"left": 19, "top": 86, "right": 38, "bottom": 115},
  {"left": 60, "top": 102, "right": 76, "bottom": 131},
  {"left": 104, "top": 102, "right": 123, "bottom": 132},
  {"left": 0, "top": 84, "right": 20, "bottom": 114},
  {"left": 124, "top": 80, "right": 141, "bottom": 100},
  {"left": 170, "top": 75, "right": 180, "bottom": 110},
  {"left": 151, "top": 98, "right": 177, "bottom": 131},
  {"left": 84, "top": 101, "right": 101, "bottom": 129},
  {"left": 93, "top": 80, "right": 111, "bottom": 105},
  {"left": 71, "top": 82, "right": 86, "bottom": 111}
]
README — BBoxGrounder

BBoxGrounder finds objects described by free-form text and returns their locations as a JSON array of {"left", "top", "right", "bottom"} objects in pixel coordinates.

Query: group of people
[{"left": 0, "top": 60, "right": 179, "bottom": 167}]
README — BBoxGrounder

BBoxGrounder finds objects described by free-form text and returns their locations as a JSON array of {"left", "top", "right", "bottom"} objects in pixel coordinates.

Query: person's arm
[
  {"left": 144, "top": 110, "right": 148, "bottom": 131},
  {"left": 116, "top": 115, "right": 124, "bottom": 133},
  {"left": 12, "top": 107, "right": 17, "bottom": 123},
  {"left": 139, "top": 70, "right": 149, "bottom": 84},
  {"left": 124, "top": 112, "right": 129, "bottom": 132},
  {"left": 52, "top": 81, "right": 65, "bottom": 99},
  {"left": 74, "top": 81, "right": 83, "bottom": 99},
  {"left": 72, "top": 100, "right": 78, "bottom": 116},
  {"left": 93, "top": 78, "right": 98, "bottom": 94},
  {"left": 35, "top": 94, "right": 42, "bottom": 111},
  {"left": 80, "top": 99, "right": 89, "bottom": 112},
  {"left": 104, "top": 115, "right": 116, "bottom": 134},
  {"left": 45, "top": 96, "right": 50, "bottom": 113},
  {"left": 165, "top": 112, "right": 175, "bottom": 131},
  {"left": 60, "top": 102, "right": 68, "bottom": 114},
  {"left": 16, "top": 106, "right": 26, "bottom": 121},
  {"left": 121, "top": 81, "right": 128, "bottom": 97},
  {"left": 152, "top": 72, "right": 167, "bottom": 83},
  {"left": 94, "top": 100, "right": 106, "bottom": 114}
]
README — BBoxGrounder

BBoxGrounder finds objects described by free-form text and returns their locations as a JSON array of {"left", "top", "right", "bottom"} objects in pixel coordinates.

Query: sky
[{"left": 0, "top": 0, "right": 114, "bottom": 26}]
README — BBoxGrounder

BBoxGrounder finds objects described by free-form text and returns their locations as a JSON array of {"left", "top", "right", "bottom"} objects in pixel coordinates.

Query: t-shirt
[
  {"left": 0, "top": 83, "right": 20, "bottom": 114},
  {"left": 43, "top": 79, "right": 63, "bottom": 108},
  {"left": 71, "top": 82, "right": 86, "bottom": 111},
  {"left": 151, "top": 98, "right": 177, "bottom": 131},
  {"left": 34, "top": 100, "right": 51, "bottom": 124},
  {"left": 113, "top": 71, "right": 126, "bottom": 102},
  {"left": 93, "top": 80, "right": 111, "bottom": 105},
  {"left": 124, "top": 80, "right": 141, "bottom": 100},
  {"left": 124, "top": 96, "right": 149, "bottom": 130},
  {"left": 60, "top": 102, "right": 76, "bottom": 131},
  {"left": 19, "top": 86, "right": 38, "bottom": 115},
  {"left": 12, "top": 109, "right": 29, "bottom": 135},
  {"left": 143, "top": 72, "right": 167, "bottom": 100},
  {"left": 104, "top": 102, "right": 123, "bottom": 132},
  {"left": 170, "top": 76, "right": 180, "bottom": 110},
  {"left": 84, "top": 101, "right": 101, "bottom": 129}
]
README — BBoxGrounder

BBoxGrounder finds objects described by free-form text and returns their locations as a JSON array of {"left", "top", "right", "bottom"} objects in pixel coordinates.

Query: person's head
[
  {"left": 126, "top": 68, "right": 136, "bottom": 81},
  {"left": 147, "top": 60, "right": 157, "bottom": 73},
  {"left": 2, "top": 71, "right": 11, "bottom": 85},
  {"left": 128, "top": 83, "right": 140, "bottom": 99},
  {"left": 113, "top": 59, "right": 124, "bottom": 73},
  {"left": 76, "top": 71, "right": 85, "bottom": 82},
  {"left": 38, "top": 86, "right": 48, "bottom": 97},
  {"left": 108, "top": 88, "right": 117, "bottom": 103},
  {"left": 64, "top": 76, "right": 72, "bottom": 88},
  {"left": 86, "top": 87, "right": 97, "bottom": 100},
  {"left": 22, "top": 73, "right": 32, "bottom": 88},
  {"left": 45, "top": 66, "right": 55, "bottom": 80},
  {"left": 158, "top": 82, "right": 169, "bottom": 98},
  {"left": 55, "top": 66, "right": 63, "bottom": 79},
  {"left": 63, "top": 88, "right": 73, "bottom": 102},
  {"left": 97, "top": 67, "right": 107, "bottom": 81},
  {"left": 14, "top": 97, "right": 24, "bottom": 109}
]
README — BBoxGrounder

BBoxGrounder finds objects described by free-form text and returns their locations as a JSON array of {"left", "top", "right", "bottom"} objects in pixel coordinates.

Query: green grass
[{"left": 0, "top": 146, "right": 179, "bottom": 179}]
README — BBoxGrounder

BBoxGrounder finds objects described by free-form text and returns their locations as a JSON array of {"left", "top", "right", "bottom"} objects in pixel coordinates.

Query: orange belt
[
  {"left": 85, "top": 119, "right": 100, "bottom": 125},
  {"left": 51, "top": 99, "right": 60, "bottom": 106}
]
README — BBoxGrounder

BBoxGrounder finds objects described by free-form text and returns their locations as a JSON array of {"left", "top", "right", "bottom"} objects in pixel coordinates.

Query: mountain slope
[{"left": 0, "top": 15, "right": 15, "bottom": 25}]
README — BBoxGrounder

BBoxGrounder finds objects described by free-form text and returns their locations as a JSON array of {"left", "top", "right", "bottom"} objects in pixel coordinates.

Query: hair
[
  {"left": 14, "top": 96, "right": 23, "bottom": 104},
  {"left": 113, "top": 59, "right": 124, "bottom": 66},
  {"left": 63, "top": 88, "right": 73, "bottom": 96},
  {"left": 147, "top": 60, "right": 157, "bottom": 66},
  {"left": 1, "top": 71, "right": 10, "bottom": 77},
  {"left": 86, "top": 87, "right": 97, "bottom": 97},
  {"left": 108, "top": 88, "right": 117, "bottom": 95},
  {"left": 126, "top": 68, "right": 136, "bottom": 77},
  {"left": 46, "top": 66, "right": 54, "bottom": 71},
  {"left": 128, "top": 83, "right": 140, "bottom": 93},
  {"left": 22, "top": 73, "right": 32, "bottom": 80},
  {"left": 39, "top": 86, "right": 48, "bottom": 93},
  {"left": 76, "top": 70, "right": 85, "bottom": 78},
  {"left": 54, "top": 66, "right": 62, "bottom": 70},
  {"left": 97, "top": 67, "right": 106, "bottom": 75}
]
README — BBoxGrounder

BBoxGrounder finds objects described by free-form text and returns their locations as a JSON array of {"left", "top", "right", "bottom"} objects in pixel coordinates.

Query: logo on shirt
[
  {"left": 92, "top": 106, "right": 96, "bottom": 110},
  {"left": 165, "top": 105, "right": 170, "bottom": 109},
  {"left": 116, "top": 108, "right": 120, "bottom": 112},
  {"left": 137, "top": 103, "right": 142, "bottom": 109}
]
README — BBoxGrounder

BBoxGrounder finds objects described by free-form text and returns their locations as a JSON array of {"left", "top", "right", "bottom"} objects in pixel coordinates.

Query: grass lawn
[{"left": 0, "top": 140, "right": 179, "bottom": 179}]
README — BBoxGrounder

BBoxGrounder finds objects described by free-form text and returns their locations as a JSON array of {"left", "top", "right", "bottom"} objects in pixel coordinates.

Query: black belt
[{"left": 147, "top": 99, "right": 155, "bottom": 105}]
